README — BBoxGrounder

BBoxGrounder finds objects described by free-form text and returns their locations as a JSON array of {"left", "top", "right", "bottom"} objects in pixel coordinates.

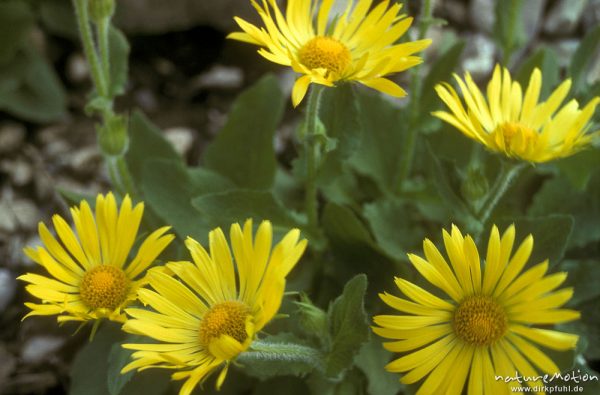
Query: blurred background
[{"left": 0, "top": 0, "right": 599, "bottom": 393}]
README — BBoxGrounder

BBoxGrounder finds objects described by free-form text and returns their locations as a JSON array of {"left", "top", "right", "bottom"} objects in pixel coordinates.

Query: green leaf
[
  {"left": 554, "top": 148, "right": 600, "bottom": 191},
  {"left": 108, "top": 26, "right": 130, "bottom": 98},
  {"left": 570, "top": 25, "right": 600, "bottom": 95},
  {"left": 294, "top": 294, "right": 328, "bottom": 343},
  {"left": 85, "top": 96, "right": 113, "bottom": 115},
  {"left": 239, "top": 333, "right": 318, "bottom": 381},
  {"left": 495, "top": 215, "right": 573, "bottom": 268},
  {"left": 204, "top": 75, "right": 283, "bottom": 189},
  {"left": 425, "top": 142, "right": 473, "bottom": 220},
  {"left": 120, "top": 370, "right": 171, "bottom": 395},
  {"left": 56, "top": 187, "right": 96, "bottom": 208},
  {"left": 516, "top": 47, "right": 559, "bottom": 100},
  {"left": 192, "top": 189, "right": 301, "bottom": 233},
  {"left": 564, "top": 299, "right": 600, "bottom": 360},
  {"left": 529, "top": 172, "right": 600, "bottom": 248},
  {"left": 141, "top": 159, "right": 234, "bottom": 242},
  {"left": 70, "top": 324, "right": 124, "bottom": 395},
  {"left": 307, "top": 368, "right": 367, "bottom": 395},
  {"left": 251, "top": 377, "right": 311, "bottom": 395},
  {"left": 493, "top": 0, "right": 526, "bottom": 62},
  {"left": 322, "top": 203, "right": 378, "bottom": 252},
  {"left": 347, "top": 89, "right": 405, "bottom": 192},
  {"left": 321, "top": 203, "right": 396, "bottom": 285},
  {"left": 325, "top": 274, "right": 369, "bottom": 378},
  {"left": 559, "top": 259, "right": 600, "bottom": 360},
  {"left": 107, "top": 340, "right": 136, "bottom": 395},
  {"left": 560, "top": 260, "right": 600, "bottom": 306},
  {"left": 126, "top": 110, "right": 182, "bottom": 183},
  {"left": 0, "top": 1, "right": 33, "bottom": 65},
  {"left": 355, "top": 337, "right": 403, "bottom": 395},
  {"left": 319, "top": 83, "right": 362, "bottom": 160},
  {"left": 0, "top": 50, "right": 66, "bottom": 123},
  {"left": 39, "top": 0, "right": 79, "bottom": 40},
  {"left": 420, "top": 40, "right": 465, "bottom": 117},
  {"left": 363, "top": 197, "right": 422, "bottom": 261}
]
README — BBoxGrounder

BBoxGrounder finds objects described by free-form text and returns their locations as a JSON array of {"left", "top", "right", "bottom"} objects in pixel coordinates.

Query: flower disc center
[
  {"left": 493, "top": 122, "right": 539, "bottom": 157},
  {"left": 199, "top": 301, "right": 250, "bottom": 345},
  {"left": 298, "top": 36, "right": 351, "bottom": 75},
  {"left": 80, "top": 265, "right": 129, "bottom": 310},
  {"left": 453, "top": 295, "right": 507, "bottom": 345}
]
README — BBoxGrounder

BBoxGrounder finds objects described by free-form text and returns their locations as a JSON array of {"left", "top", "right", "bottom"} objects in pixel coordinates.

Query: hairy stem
[
  {"left": 72, "top": 0, "right": 108, "bottom": 97},
  {"left": 477, "top": 162, "right": 526, "bottom": 227},
  {"left": 97, "top": 17, "right": 112, "bottom": 93},
  {"left": 395, "top": 0, "right": 434, "bottom": 192},
  {"left": 238, "top": 340, "right": 323, "bottom": 368},
  {"left": 304, "top": 85, "right": 324, "bottom": 231}
]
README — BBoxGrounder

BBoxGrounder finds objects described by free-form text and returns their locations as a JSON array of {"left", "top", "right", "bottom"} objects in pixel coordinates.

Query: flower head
[
  {"left": 373, "top": 225, "right": 580, "bottom": 394},
  {"left": 121, "top": 220, "right": 307, "bottom": 394},
  {"left": 434, "top": 65, "right": 600, "bottom": 162},
  {"left": 229, "top": 0, "right": 431, "bottom": 106},
  {"left": 19, "top": 193, "right": 174, "bottom": 324}
]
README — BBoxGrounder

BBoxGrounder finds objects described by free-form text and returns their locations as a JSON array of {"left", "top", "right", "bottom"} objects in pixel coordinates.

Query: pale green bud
[
  {"left": 89, "top": 0, "right": 115, "bottom": 22},
  {"left": 98, "top": 115, "right": 128, "bottom": 156},
  {"left": 461, "top": 166, "right": 489, "bottom": 203},
  {"left": 295, "top": 294, "right": 328, "bottom": 337}
]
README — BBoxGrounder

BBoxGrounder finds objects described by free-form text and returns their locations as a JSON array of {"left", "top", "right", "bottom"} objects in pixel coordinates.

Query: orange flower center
[
  {"left": 453, "top": 295, "right": 507, "bottom": 345},
  {"left": 492, "top": 122, "right": 539, "bottom": 157},
  {"left": 80, "top": 265, "right": 129, "bottom": 310},
  {"left": 199, "top": 301, "right": 251, "bottom": 345},
  {"left": 298, "top": 36, "right": 351, "bottom": 75}
]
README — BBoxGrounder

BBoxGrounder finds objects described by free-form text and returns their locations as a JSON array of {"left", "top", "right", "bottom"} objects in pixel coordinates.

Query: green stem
[
  {"left": 106, "top": 157, "right": 123, "bottom": 194},
  {"left": 97, "top": 17, "right": 112, "bottom": 93},
  {"left": 395, "top": 0, "right": 434, "bottom": 193},
  {"left": 477, "top": 162, "right": 526, "bottom": 227},
  {"left": 238, "top": 340, "right": 323, "bottom": 368},
  {"left": 304, "top": 85, "right": 324, "bottom": 231},
  {"left": 72, "top": 0, "right": 108, "bottom": 97},
  {"left": 116, "top": 157, "right": 135, "bottom": 196},
  {"left": 105, "top": 156, "right": 136, "bottom": 197},
  {"left": 418, "top": 0, "right": 434, "bottom": 40}
]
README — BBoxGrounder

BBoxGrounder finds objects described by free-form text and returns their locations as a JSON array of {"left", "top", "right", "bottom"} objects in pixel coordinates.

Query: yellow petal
[
  {"left": 292, "top": 75, "right": 312, "bottom": 107},
  {"left": 361, "top": 78, "right": 407, "bottom": 97},
  {"left": 208, "top": 335, "right": 245, "bottom": 360}
]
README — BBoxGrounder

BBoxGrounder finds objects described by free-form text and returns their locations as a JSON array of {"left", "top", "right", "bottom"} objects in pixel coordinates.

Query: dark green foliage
[
  {"left": 0, "top": 1, "right": 66, "bottom": 122},
  {"left": 204, "top": 75, "right": 283, "bottom": 190}
]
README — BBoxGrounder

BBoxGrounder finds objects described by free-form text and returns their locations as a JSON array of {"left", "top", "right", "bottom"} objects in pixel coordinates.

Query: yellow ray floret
[
  {"left": 18, "top": 192, "right": 174, "bottom": 324},
  {"left": 121, "top": 220, "right": 307, "bottom": 395},
  {"left": 229, "top": 0, "right": 431, "bottom": 106},
  {"left": 434, "top": 64, "right": 600, "bottom": 162},
  {"left": 373, "top": 224, "right": 579, "bottom": 395}
]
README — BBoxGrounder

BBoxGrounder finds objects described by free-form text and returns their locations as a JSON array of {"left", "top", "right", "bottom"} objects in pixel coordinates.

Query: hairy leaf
[
  {"left": 204, "top": 75, "right": 283, "bottom": 189},
  {"left": 325, "top": 274, "right": 369, "bottom": 378}
]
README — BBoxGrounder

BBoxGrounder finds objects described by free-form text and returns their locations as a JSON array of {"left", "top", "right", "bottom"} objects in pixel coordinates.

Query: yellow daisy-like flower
[
  {"left": 121, "top": 220, "right": 307, "bottom": 395},
  {"left": 434, "top": 65, "right": 600, "bottom": 162},
  {"left": 19, "top": 192, "right": 174, "bottom": 324},
  {"left": 373, "top": 225, "right": 580, "bottom": 395},
  {"left": 229, "top": 0, "right": 431, "bottom": 106}
]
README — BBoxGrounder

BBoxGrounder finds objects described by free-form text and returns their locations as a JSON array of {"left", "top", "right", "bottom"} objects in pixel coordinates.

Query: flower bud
[
  {"left": 295, "top": 294, "right": 327, "bottom": 337},
  {"left": 98, "top": 115, "right": 128, "bottom": 157},
  {"left": 89, "top": 0, "right": 115, "bottom": 22},
  {"left": 461, "top": 165, "right": 489, "bottom": 204}
]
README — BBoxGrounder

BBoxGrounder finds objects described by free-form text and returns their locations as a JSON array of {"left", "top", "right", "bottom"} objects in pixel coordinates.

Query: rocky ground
[{"left": 0, "top": 0, "right": 598, "bottom": 394}]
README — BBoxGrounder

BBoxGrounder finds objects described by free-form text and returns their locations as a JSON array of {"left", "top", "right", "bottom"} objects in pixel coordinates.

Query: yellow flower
[
  {"left": 229, "top": 0, "right": 431, "bottom": 106},
  {"left": 434, "top": 65, "right": 600, "bottom": 162},
  {"left": 19, "top": 193, "right": 174, "bottom": 324},
  {"left": 373, "top": 225, "right": 580, "bottom": 395},
  {"left": 121, "top": 220, "right": 307, "bottom": 395}
]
